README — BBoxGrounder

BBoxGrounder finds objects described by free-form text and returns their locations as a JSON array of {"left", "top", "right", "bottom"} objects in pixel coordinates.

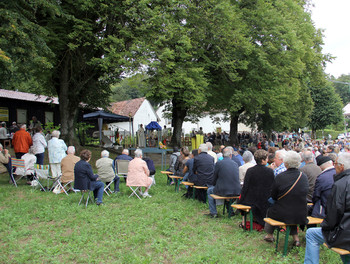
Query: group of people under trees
[
  {"left": 0, "top": 121, "right": 157, "bottom": 205},
  {"left": 168, "top": 140, "right": 350, "bottom": 263}
]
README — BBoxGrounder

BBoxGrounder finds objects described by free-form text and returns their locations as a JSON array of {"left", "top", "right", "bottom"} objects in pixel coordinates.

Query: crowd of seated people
[{"left": 3, "top": 124, "right": 350, "bottom": 262}]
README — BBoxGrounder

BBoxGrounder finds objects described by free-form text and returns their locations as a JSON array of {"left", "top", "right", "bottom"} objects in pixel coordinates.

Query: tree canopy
[{"left": 0, "top": 0, "right": 343, "bottom": 145}]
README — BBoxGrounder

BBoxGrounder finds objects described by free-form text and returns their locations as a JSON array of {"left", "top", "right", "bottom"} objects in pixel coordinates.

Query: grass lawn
[{"left": 0, "top": 147, "right": 341, "bottom": 263}]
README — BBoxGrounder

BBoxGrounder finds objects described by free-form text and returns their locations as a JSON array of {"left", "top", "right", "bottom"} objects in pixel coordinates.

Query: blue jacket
[
  {"left": 312, "top": 167, "right": 335, "bottom": 218},
  {"left": 74, "top": 160, "right": 99, "bottom": 191},
  {"left": 115, "top": 154, "right": 133, "bottom": 162},
  {"left": 213, "top": 157, "right": 241, "bottom": 196},
  {"left": 192, "top": 152, "right": 214, "bottom": 186}
]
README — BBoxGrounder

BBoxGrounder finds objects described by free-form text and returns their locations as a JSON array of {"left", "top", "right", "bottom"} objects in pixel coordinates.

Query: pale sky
[{"left": 310, "top": 0, "right": 350, "bottom": 78}]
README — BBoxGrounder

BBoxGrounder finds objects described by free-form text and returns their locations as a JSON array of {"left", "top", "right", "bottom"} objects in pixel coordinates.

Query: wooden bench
[
  {"left": 181, "top": 181, "right": 194, "bottom": 198},
  {"left": 161, "top": 171, "right": 174, "bottom": 185},
  {"left": 231, "top": 204, "right": 252, "bottom": 230},
  {"left": 209, "top": 194, "right": 240, "bottom": 217},
  {"left": 193, "top": 186, "right": 208, "bottom": 203},
  {"left": 168, "top": 175, "right": 184, "bottom": 192},
  {"left": 307, "top": 216, "right": 323, "bottom": 225},
  {"left": 324, "top": 243, "right": 350, "bottom": 262},
  {"left": 264, "top": 216, "right": 324, "bottom": 256}
]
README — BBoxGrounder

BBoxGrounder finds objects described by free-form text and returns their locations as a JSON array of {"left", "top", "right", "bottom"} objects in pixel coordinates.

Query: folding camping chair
[
  {"left": 33, "top": 164, "right": 51, "bottom": 191},
  {"left": 115, "top": 159, "right": 129, "bottom": 180},
  {"left": 78, "top": 190, "right": 92, "bottom": 208},
  {"left": 11, "top": 158, "right": 25, "bottom": 186},
  {"left": 104, "top": 159, "right": 130, "bottom": 196},
  {"left": 128, "top": 185, "right": 143, "bottom": 200},
  {"left": 51, "top": 175, "right": 71, "bottom": 195}
]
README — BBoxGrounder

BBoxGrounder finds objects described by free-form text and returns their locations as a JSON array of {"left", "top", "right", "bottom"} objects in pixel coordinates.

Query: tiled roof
[
  {"left": 0, "top": 89, "right": 59, "bottom": 104},
  {"left": 109, "top": 97, "right": 145, "bottom": 117}
]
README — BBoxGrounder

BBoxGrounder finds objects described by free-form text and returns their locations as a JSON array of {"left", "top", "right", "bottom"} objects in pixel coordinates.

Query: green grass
[{"left": 0, "top": 147, "right": 342, "bottom": 263}]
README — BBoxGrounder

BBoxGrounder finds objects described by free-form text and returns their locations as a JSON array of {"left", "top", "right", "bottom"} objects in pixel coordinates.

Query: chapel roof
[{"left": 109, "top": 97, "right": 146, "bottom": 117}]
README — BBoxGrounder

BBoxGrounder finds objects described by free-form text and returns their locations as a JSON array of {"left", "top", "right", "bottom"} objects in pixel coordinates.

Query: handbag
[{"left": 277, "top": 172, "right": 302, "bottom": 200}]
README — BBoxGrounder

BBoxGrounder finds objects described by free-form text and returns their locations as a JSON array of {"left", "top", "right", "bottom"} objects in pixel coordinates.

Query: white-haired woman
[
  {"left": 127, "top": 149, "right": 153, "bottom": 197},
  {"left": 264, "top": 151, "right": 309, "bottom": 246},
  {"left": 48, "top": 130, "right": 67, "bottom": 178}
]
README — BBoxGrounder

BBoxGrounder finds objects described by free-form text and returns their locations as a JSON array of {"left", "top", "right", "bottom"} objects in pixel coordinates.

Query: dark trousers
[
  {"left": 35, "top": 153, "right": 45, "bottom": 165},
  {"left": 15, "top": 152, "right": 26, "bottom": 159}
]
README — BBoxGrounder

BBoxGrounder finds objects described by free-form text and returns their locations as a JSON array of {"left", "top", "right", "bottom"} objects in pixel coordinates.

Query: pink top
[{"left": 127, "top": 157, "right": 152, "bottom": 187}]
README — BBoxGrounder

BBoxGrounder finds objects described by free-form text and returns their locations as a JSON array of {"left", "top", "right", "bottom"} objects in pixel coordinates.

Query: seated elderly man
[
  {"left": 115, "top": 149, "right": 133, "bottom": 162},
  {"left": 191, "top": 144, "right": 215, "bottom": 186},
  {"left": 127, "top": 149, "right": 153, "bottom": 198},
  {"left": 304, "top": 152, "right": 350, "bottom": 264},
  {"left": 311, "top": 155, "right": 335, "bottom": 218},
  {"left": 61, "top": 146, "right": 80, "bottom": 189},
  {"left": 96, "top": 150, "right": 120, "bottom": 194},
  {"left": 206, "top": 148, "right": 241, "bottom": 218}
]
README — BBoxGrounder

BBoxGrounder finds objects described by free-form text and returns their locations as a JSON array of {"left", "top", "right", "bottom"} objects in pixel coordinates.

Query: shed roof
[
  {"left": 0, "top": 89, "right": 59, "bottom": 104},
  {"left": 109, "top": 97, "right": 146, "bottom": 117}
]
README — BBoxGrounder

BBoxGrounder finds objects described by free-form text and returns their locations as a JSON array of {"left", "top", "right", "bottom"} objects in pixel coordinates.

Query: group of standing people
[{"left": 1, "top": 117, "right": 67, "bottom": 184}]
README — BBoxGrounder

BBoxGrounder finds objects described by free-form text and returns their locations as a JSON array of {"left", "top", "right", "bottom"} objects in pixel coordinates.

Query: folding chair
[
  {"left": 115, "top": 159, "right": 129, "bottom": 180},
  {"left": 11, "top": 158, "right": 25, "bottom": 186},
  {"left": 50, "top": 175, "right": 71, "bottom": 195},
  {"left": 104, "top": 180, "right": 114, "bottom": 196},
  {"left": 128, "top": 186, "right": 143, "bottom": 200},
  {"left": 77, "top": 190, "right": 92, "bottom": 208},
  {"left": 33, "top": 164, "right": 51, "bottom": 192}
]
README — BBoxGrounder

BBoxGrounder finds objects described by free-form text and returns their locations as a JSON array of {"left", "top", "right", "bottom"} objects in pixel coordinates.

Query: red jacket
[{"left": 12, "top": 129, "right": 33, "bottom": 153}]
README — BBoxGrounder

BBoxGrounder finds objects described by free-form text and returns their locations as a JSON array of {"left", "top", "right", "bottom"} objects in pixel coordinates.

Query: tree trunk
[
  {"left": 229, "top": 113, "right": 239, "bottom": 146},
  {"left": 170, "top": 98, "right": 187, "bottom": 148},
  {"left": 57, "top": 57, "right": 80, "bottom": 146},
  {"left": 311, "top": 129, "right": 316, "bottom": 139}
]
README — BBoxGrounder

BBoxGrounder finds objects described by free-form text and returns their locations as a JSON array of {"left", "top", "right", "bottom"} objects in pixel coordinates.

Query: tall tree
[
  {"left": 332, "top": 74, "right": 350, "bottom": 105},
  {"left": 308, "top": 81, "right": 343, "bottom": 138},
  {"left": 205, "top": 0, "right": 329, "bottom": 144},
  {"left": 1, "top": 1, "right": 152, "bottom": 144},
  {"left": 143, "top": 0, "right": 248, "bottom": 147}
]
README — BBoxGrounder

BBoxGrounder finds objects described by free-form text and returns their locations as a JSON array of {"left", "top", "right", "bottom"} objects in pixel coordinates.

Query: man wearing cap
[
  {"left": 311, "top": 155, "right": 335, "bottom": 218},
  {"left": 304, "top": 152, "right": 350, "bottom": 263}
]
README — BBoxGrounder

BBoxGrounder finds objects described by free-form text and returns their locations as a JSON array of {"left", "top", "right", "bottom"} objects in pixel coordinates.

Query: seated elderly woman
[
  {"left": 48, "top": 130, "right": 67, "bottom": 178},
  {"left": 127, "top": 149, "right": 153, "bottom": 198},
  {"left": 238, "top": 149, "right": 274, "bottom": 230},
  {"left": 96, "top": 150, "right": 120, "bottom": 194},
  {"left": 264, "top": 150, "right": 309, "bottom": 247},
  {"left": 238, "top": 150, "right": 255, "bottom": 185},
  {"left": 74, "top": 150, "right": 104, "bottom": 205},
  {"left": 15, "top": 147, "right": 37, "bottom": 183}
]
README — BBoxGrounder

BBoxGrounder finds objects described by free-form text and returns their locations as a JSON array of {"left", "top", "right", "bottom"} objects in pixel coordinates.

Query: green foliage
[
  {"left": 42, "top": 122, "right": 60, "bottom": 135},
  {"left": 75, "top": 122, "right": 95, "bottom": 146},
  {"left": 332, "top": 74, "right": 350, "bottom": 105},
  {"left": 308, "top": 81, "right": 344, "bottom": 132},
  {"left": 110, "top": 74, "right": 147, "bottom": 102},
  {"left": 0, "top": 0, "right": 57, "bottom": 92}
]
